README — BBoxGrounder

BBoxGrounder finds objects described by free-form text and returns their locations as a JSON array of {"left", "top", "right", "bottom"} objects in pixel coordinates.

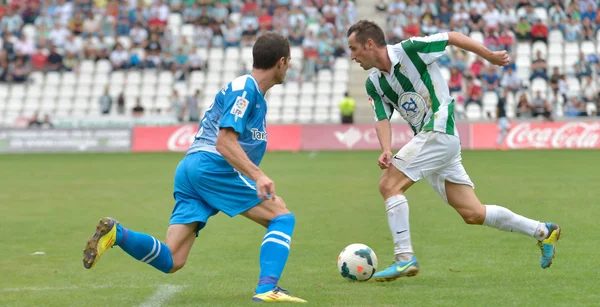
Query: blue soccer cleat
[
  {"left": 538, "top": 222, "right": 561, "bottom": 269},
  {"left": 373, "top": 255, "right": 419, "bottom": 282}
]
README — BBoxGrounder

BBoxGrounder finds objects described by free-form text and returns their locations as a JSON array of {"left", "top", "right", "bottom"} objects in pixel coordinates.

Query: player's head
[
  {"left": 347, "top": 20, "right": 386, "bottom": 70},
  {"left": 253, "top": 32, "right": 291, "bottom": 84}
]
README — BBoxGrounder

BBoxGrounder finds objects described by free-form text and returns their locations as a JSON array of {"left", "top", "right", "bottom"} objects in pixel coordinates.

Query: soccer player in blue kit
[{"left": 82, "top": 32, "right": 306, "bottom": 303}]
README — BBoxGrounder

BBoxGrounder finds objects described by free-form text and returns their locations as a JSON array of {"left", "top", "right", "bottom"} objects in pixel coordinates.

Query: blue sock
[
  {"left": 255, "top": 213, "right": 296, "bottom": 294},
  {"left": 115, "top": 224, "right": 173, "bottom": 274}
]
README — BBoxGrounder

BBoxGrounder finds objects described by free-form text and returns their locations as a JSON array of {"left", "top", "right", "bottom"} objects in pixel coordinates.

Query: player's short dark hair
[
  {"left": 253, "top": 32, "right": 290, "bottom": 70},
  {"left": 347, "top": 20, "right": 386, "bottom": 47}
]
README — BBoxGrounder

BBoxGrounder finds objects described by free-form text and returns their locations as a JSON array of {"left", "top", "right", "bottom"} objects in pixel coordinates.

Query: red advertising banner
[
  {"left": 301, "top": 124, "right": 471, "bottom": 150},
  {"left": 132, "top": 124, "right": 302, "bottom": 152},
  {"left": 471, "top": 121, "right": 600, "bottom": 149}
]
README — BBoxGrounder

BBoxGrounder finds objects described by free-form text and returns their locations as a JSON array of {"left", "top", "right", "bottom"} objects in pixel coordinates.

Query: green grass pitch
[{"left": 0, "top": 150, "right": 598, "bottom": 306}]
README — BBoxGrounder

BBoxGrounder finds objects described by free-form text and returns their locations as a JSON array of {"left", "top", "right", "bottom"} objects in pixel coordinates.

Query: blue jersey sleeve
[{"left": 219, "top": 88, "right": 258, "bottom": 135}]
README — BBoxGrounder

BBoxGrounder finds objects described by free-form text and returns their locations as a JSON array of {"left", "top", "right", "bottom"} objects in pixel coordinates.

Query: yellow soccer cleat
[
  {"left": 538, "top": 222, "right": 561, "bottom": 269},
  {"left": 252, "top": 287, "right": 307, "bottom": 303},
  {"left": 83, "top": 217, "right": 118, "bottom": 269}
]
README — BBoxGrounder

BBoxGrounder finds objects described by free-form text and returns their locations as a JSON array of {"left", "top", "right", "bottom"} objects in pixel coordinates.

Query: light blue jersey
[{"left": 188, "top": 74, "right": 268, "bottom": 166}]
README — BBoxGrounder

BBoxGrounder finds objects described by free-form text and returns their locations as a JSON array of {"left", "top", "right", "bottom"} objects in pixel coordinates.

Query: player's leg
[
  {"left": 374, "top": 133, "right": 446, "bottom": 282},
  {"left": 83, "top": 157, "right": 215, "bottom": 273},
  {"left": 496, "top": 118, "right": 509, "bottom": 149},
  {"left": 436, "top": 157, "right": 561, "bottom": 269},
  {"left": 241, "top": 197, "right": 306, "bottom": 302},
  {"left": 195, "top": 155, "right": 305, "bottom": 303}
]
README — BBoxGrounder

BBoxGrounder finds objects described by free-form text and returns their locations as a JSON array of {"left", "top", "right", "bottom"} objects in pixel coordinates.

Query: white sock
[
  {"left": 483, "top": 205, "right": 548, "bottom": 240},
  {"left": 385, "top": 195, "right": 413, "bottom": 260}
]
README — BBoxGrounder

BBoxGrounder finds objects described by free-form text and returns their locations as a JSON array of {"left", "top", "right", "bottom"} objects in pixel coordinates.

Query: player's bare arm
[
  {"left": 375, "top": 119, "right": 393, "bottom": 169},
  {"left": 216, "top": 127, "right": 275, "bottom": 200},
  {"left": 447, "top": 32, "right": 510, "bottom": 66}
]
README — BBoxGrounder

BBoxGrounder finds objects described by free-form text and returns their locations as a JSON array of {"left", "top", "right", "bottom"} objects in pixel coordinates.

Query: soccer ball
[{"left": 337, "top": 243, "right": 378, "bottom": 281}]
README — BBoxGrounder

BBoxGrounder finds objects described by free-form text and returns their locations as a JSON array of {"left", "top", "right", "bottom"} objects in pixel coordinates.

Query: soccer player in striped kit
[{"left": 347, "top": 20, "right": 561, "bottom": 282}]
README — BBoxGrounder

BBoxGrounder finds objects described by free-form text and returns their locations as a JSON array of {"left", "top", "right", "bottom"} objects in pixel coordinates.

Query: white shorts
[
  {"left": 498, "top": 117, "right": 510, "bottom": 131},
  {"left": 391, "top": 131, "right": 474, "bottom": 203}
]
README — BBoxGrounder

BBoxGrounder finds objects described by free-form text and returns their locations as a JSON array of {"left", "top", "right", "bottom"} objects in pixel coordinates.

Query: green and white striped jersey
[{"left": 365, "top": 32, "right": 458, "bottom": 137}]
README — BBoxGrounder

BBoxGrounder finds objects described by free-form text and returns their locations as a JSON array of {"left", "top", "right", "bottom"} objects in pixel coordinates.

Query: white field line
[{"left": 138, "top": 285, "right": 185, "bottom": 307}]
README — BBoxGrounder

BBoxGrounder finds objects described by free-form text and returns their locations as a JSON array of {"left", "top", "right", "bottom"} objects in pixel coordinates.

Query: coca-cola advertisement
[
  {"left": 471, "top": 121, "right": 600, "bottom": 149},
  {"left": 302, "top": 124, "right": 471, "bottom": 150},
  {"left": 132, "top": 124, "right": 302, "bottom": 152}
]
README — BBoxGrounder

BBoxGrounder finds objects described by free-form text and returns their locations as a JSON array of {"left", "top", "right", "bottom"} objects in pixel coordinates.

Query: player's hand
[
  {"left": 378, "top": 150, "right": 393, "bottom": 169},
  {"left": 256, "top": 174, "right": 276, "bottom": 201},
  {"left": 487, "top": 50, "right": 510, "bottom": 66}
]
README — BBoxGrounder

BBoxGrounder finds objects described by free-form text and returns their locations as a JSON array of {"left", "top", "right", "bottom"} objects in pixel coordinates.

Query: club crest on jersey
[
  {"left": 397, "top": 92, "right": 427, "bottom": 126},
  {"left": 231, "top": 96, "right": 249, "bottom": 118}
]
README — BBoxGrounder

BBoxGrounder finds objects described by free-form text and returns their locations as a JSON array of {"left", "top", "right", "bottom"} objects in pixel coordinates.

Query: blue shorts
[{"left": 170, "top": 151, "right": 262, "bottom": 235}]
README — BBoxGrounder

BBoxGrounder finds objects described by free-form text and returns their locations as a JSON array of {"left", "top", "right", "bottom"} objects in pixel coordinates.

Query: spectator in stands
[
  {"left": 469, "top": 56, "right": 485, "bottom": 78},
  {"left": 531, "top": 90, "right": 553, "bottom": 121},
  {"left": 574, "top": 52, "right": 592, "bottom": 81},
  {"left": 580, "top": 17, "right": 595, "bottom": 40},
  {"left": 449, "top": 67, "right": 463, "bottom": 92},
  {"left": 483, "top": 29, "right": 499, "bottom": 51},
  {"left": 516, "top": 93, "right": 533, "bottom": 118},
  {"left": 481, "top": 66, "right": 499, "bottom": 92},
  {"left": 49, "top": 22, "right": 71, "bottom": 48},
  {"left": 63, "top": 52, "right": 79, "bottom": 72},
  {"left": 581, "top": 3, "right": 597, "bottom": 21},
  {"left": 132, "top": 98, "right": 145, "bottom": 117},
  {"left": 450, "top": 49, "right": 467, "bottom": 72},
  {"left": 564, "top": 96, "right": 587, "bottom": 117},
  {"left": 464, "top": 76, "right": 483, "bottom": 107},
  {"left": 515, "top": 16, "right": 532, "bottom": 40},
  {"left": 223, "top": 20, "right": 242, "bottom": 48},
  {"left": 549, "top": 66, "right": 560, "bottom": 97},
  {"left": 82, "top": 11, "right": 101, "bottom": 38},
  {"left": 582, "top": 75, "right": 597, "bottom": 103},
  {"left": 468, "top": 7, "right": 484, "bottom": 32},
  {"left": 10, "top": 57, "right": 29, "bottom": 83},
  {"left": 170, "top": 90, "right": 185, "bottom": 122},
  {"left": 144, "top": 33, "right": 162, "bottom": 68},
  {"left": 47, "top": 45, "right": 64, "bottom": 72},
  {"left": 339, "top": 92, "right": 355, "bottom": 124},
  {"left": 563, "top": 17, "right": 581, "bottom": 41},
  {"left": 548, "top": 1, "right": 567, "bottom": 31},
  {"left": 149, "top": 0, "right": 169, "bottom": 31},
  {"left": 318, "top": 49, "right": 334, "bottom": 71},
  {"left": 110, "top": 43, "right": 130, "bottom": 70},
  {"left": 117, "top": 92, "right": 125, "bottom": 115},
  {"left": 30, "top": 48, "right": 47, "bottom": 71},
  {"left": 421, "top": 16, "right": 438, "bottom": 36},
  {"left": 501, "top": 67, "right": 521, "bottom": 93},
  {"left": 530, "top": 18, "right": 548, "bottom": 44},
  {"left": 241, "top": 8, "right": 260, "bottom": 40},
  {"left": 483, "top": 5, "right": 501, "bottom": 33},
  {"left": 28, "top": 112, "right": 54, "bottom": 129},
  {"left": 558, "top": 74, "right": 568, "bottom": 105},
  {"left": 1, "top": 7, "right": 24, "bottom": 36},
  {"left": 98, "top": 87, "right": 112, "bottom": 115},
  {"left": 186, "top": 89, "right": 200, "bottom": 122},
  {"left": 530, "top": 50, "right": 548, "bottom": 81},
  {"left": 404, "top": 16, "right": 420, "bottom": 37}
]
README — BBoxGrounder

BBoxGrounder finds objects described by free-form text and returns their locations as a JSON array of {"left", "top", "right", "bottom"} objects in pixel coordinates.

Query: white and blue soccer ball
[{"left": 337, "top": 243, "right": 378, "bottom": 281}]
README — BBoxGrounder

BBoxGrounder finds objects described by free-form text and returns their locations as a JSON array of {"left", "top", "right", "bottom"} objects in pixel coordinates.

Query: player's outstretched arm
[
  {"left": 376, "top": 119, "right": 393, "bottom": 169},
  {"left": 447, "top": 32, "right": 510, "bottom": 67},
  {"left": 216, "top": 128, "right": 275, "bottom": 200}
]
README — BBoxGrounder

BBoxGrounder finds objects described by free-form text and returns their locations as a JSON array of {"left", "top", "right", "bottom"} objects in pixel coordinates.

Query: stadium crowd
[
  {"left": 1, "top": 0, "right": 599, "bottom": 124},
  {"left": 375, "top": 0, "right": 600, "bottom": 118},
  {"left": 0, "top": 0, "right": 356, "bottom": 84}
]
